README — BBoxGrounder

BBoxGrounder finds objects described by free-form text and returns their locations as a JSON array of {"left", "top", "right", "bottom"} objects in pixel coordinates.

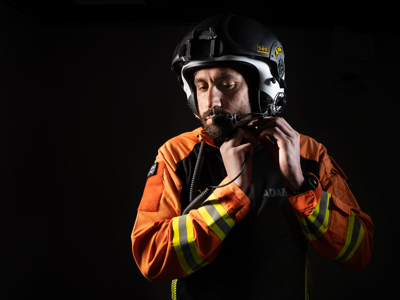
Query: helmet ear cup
[
  {"left": 270, "top": 41, "right": 286, "bottom": 89},
  {"left": 258, "top": 90, "right": 287, "bottom": 116},
  {"left": 274, "top": 92, "right": 287, "bottom": 114}
]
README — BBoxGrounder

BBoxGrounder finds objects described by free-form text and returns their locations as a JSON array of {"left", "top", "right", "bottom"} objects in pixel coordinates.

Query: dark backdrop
[{"left": 1, "top": 1, "right": 397, "bottom": 299}]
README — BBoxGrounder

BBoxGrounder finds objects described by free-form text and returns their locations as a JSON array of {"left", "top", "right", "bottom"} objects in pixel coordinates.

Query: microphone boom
[{"left": 212, "top": 114, "right": 236, "bottom": 125}]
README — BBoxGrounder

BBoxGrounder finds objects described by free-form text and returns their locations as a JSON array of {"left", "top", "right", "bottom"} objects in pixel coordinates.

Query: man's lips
[
  {"left": 206, "top": 114, "right": 216, "bottom": 123},
  {"left": 204, "top": 111, "right": 231, "bottom": 124}
]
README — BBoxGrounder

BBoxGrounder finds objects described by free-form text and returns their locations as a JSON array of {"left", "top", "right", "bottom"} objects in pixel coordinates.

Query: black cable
[
  {"left": 182, "top": 160, "right": 247, "bottom": 215},
  {"left": 189, "top": 141, "right": 207, "bottom": 203}
]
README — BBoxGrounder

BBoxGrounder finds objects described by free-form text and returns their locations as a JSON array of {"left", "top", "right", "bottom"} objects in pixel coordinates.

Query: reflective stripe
[
  {"left": 172, "top": 217, "right": 192, "bottom": 275},
  {"left": 198, "top": 194, "right": 235, "bottom": 241},
  {"left": 297, "top": 191, "right": 330, "bottom": 241},
  {"left": 331, "top": 211, "right": 365, "bottom": 263},
  {"left": 171, "top": 279, "right": 178, "bottom": 300},
  {"left": 172, "top": 216, "right": 208, "bottom": 275},
  {"left": 185, "top": 215, "right": 207, "bottom": 269}
]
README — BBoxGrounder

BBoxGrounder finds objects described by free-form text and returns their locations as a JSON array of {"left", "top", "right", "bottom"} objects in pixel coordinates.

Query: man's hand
[
  {"left": 220, "top": 128, "right": 257, "bottom": 193},
  {"left": 252, "top": 117, "right": 304, "bottom": 192}
]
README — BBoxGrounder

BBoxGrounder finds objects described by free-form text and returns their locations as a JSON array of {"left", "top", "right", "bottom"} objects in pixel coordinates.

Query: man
[{"left": 131, "top": 14, "right": 373, "bottom": 299}]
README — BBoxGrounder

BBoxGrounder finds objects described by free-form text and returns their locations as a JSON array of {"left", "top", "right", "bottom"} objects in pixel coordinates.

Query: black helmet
[{"left": 171, "top": 14, "right": 287, "bottom": 119}]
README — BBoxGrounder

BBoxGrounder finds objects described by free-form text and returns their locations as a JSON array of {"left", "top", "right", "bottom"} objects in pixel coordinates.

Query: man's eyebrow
[
  {"left": 194, "top": 77, "right": 206, "bottom": 85},
  {"left": 194, "top": 73, "right": 240, "bottom": 85},
  {"left": 218, "top": 73, "right": 239, "bottom": 81}
]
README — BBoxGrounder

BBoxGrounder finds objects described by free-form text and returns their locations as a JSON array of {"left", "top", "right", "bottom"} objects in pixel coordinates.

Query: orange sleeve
[
  {"left": 131, "top": 142, "right": 250, "bottom": 283},
  {"left": 288, "top": 137, "right": 374, "bottom": 271}
]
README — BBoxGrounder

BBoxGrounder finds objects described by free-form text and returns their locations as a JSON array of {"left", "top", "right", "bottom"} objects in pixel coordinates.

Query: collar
[{"left": 195, "top": 127, "right": 220, "bottom": 148}]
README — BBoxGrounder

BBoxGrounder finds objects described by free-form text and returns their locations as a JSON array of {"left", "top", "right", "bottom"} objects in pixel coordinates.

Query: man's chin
[{"left": 204, "top": 123, "right": 234, "bottom": 141}]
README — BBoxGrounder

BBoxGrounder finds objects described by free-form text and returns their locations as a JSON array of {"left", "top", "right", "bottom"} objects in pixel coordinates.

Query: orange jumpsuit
[{"left": 131, "top": 127, "right": 373, "bottom": 299}]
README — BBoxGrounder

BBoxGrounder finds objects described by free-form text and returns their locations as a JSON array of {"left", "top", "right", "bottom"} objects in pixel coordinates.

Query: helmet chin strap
[
  {"left": 212, "top": 90, "right": 287, "bottom": 126},
  {"left": 212, "top": 111, "right": 271, "bottom": 126}
]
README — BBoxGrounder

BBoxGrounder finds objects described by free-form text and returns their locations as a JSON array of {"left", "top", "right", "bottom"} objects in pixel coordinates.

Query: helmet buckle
[{"left": 208, "top": 27, "right": 217, "bottom": 58}]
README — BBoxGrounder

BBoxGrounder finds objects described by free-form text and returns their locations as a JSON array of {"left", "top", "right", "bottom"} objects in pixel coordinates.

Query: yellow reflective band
[
  {"left": 307, "top": 200, "right": 322, "bottom": 224},
  {"left": 198, "top": 194, "right": 235, "bottom": 241},
  {"left": 311, "top": 194, "right": 330, "bottom": 239},
  {"left": 331, "top": 212, "right": 355, "bottom": 261},
  {"left": 208, "top": 192, "right": 218, "bottom": 201},
  {"left": 171, "top": 279, "right": 178, "bottom": 300},
  {"left": 186, "top": 215, "right": 208, "bottom": 268},
  {"left": 331, "top": 212, "right": 365, "bottom": 263},
  {"left": 297, "top": 192, "right": 330, "bottom": 241},
  {"left": 199, "top": 206, "right": 227, "bottom": 241},
  {"left": 208, "top": 199, "right": 235, "bottom": 229},
  {"left": 341, "top": 224, "right": 364, "bottom": 263},
  {"left": 172, "top": 215, "right": 208, "bottom": 276},
  {"left": 172, "top": 217, "right": 194, "bottom": 275},
  {"left": 297, "top": 215, "right": 307, "bottom": 226}
]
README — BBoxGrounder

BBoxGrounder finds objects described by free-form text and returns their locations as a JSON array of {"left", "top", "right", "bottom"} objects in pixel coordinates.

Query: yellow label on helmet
[
  {"left": 257, "top": 45, "right": 269, "bottom": 54},
  {"left": 275, "top": 47, "right": 283, "bottom": 58}
]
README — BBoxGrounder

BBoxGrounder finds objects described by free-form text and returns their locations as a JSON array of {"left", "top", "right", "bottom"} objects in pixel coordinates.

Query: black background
[{"left": 1, "top": 1, "right": 398, "bottom": 299}]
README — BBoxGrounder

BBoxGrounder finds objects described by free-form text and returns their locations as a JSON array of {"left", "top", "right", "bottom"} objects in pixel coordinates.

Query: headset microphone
[
  {"left": 212, "top": 114, "right": 237, "bottom": 125},
  {"left": 212, "top": 112, "right": 269, "bottom": 125},
  {"left": 212, "top": 113, "right": 256, "bottom": 125}
]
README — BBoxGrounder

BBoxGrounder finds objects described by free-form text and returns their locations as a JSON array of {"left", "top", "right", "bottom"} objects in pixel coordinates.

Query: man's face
[{"left": 194, "top": 67, "right": 252, "bottom": 141}]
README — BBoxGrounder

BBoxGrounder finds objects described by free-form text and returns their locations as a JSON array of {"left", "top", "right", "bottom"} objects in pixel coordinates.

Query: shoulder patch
[
  {"left": 139, "top": 161, "right": 165, "bottom": 212},
  {"left": 147, "top": 162, "right": 158, "bottom": 178}
]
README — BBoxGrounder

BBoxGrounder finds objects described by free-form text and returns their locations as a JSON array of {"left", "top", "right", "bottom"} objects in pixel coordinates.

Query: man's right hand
[{"left": 219, "top": 128, "right": 257, "bottom": 193}]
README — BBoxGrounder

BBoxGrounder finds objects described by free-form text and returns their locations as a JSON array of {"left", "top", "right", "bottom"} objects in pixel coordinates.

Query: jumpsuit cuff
[
  {"left": 213, "top": 176, "right": 251, "bottom": 222},
  {"left": 286, "top": 174, "right": 322, "bottom": 216}
]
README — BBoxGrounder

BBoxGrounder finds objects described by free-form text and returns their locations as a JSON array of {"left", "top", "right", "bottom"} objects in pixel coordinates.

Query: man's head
[
  {"left": 195, "top": 67, "right": 252, "bottom": 140},
  {"left": 171, "top": 14, "right": 287, "bottom": 124}
]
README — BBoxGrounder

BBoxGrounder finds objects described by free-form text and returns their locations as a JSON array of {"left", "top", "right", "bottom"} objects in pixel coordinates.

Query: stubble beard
[{"left": 200, "top": 107, "right": 252, "bottom": 141}]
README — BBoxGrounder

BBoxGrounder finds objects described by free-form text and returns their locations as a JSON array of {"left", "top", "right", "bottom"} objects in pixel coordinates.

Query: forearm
[
  {"left": 132, "top": 176, "right": 250, "bottom": 283},
  {"left": 288, "top": 173, "right": 373, "bottom": 271}
]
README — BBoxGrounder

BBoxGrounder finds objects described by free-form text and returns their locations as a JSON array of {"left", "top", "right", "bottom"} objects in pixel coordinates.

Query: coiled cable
[
  {"left": 189, "top": 141, "right": 207, "bottom": 203},
  {"left": 182, "top": 158, "right": 246, "bottom": 215}
]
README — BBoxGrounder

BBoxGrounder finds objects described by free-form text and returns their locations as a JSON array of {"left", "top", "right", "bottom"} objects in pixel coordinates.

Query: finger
[
  {"left": 254, "top": 117, "right": 294, "bottom": 138},
  {"left": 254, "top": 118, "right": 291, "bottom": 137},
  {"left": 223, "top": 128, "right": 243, "bottom": 148},
  {"left": 225, "top": 128, "right": 257, "bottom": 148},
  {"left": 240, "top": 127, "right": 258, "bottom": 148},
  {"left": 235, "top": 143, "right": 254, "bottom": 168},
  {"left": 256, "top": 124, "right": 287, "bottom": 145},
  {"left": 251, "top": 116, "right": 273, "bottom": 127},
  {"left": 223, "top": 142, "right": 254, "bottom": 163},
  {"left": 236, "top": 142, "right": 254, "bottom": 156}
]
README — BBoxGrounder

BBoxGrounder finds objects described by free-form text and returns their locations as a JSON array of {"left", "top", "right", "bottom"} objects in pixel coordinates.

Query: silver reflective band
[
  {"left": 203, "top": 202, "right": 232, "bottom": 238},
  {"left": 331, "top": 212, "right": 365, "bottom": 263},
  {"left": 178, "top": 216, "right": 204, "bottom": 273}
]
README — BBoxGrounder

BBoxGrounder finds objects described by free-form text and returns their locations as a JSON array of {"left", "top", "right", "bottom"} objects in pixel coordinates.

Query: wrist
[
  {"left": 286, "top": 173, "right": 305, "bottom": 192},
  {"left": 234, "top": 176, "right": 251, "bottom": 194},
  {"left": 287, "top": 172, "right": 319, "bottom": 196}
]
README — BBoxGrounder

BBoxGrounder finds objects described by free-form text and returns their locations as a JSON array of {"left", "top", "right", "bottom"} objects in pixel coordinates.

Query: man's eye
[{"left": 223, "top": 83, "right": 235, "bottom": 90}]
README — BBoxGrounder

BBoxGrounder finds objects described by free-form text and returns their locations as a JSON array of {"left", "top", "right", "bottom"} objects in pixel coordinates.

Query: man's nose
[{"left": 205, "top": 85, "right": 222, "bottom": 109}]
